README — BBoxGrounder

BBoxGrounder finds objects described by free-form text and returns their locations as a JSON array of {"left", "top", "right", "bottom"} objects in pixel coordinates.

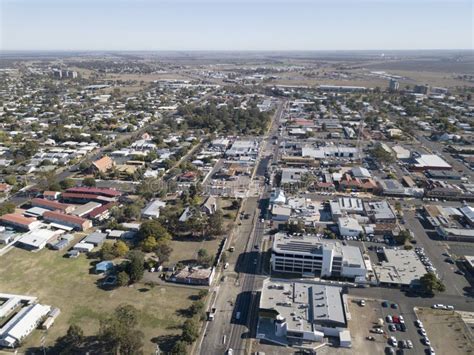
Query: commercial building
[
  {"left": 225, "top": 140, "right": 259, "bottom": 157},
  {"left": 436, "top": 226, "right": 474, "bottom": 242},
  {"left": 338, "top": 217, "right": 363, "bottom": 237},
  {"left": 364, "top": 200, "right": 397, "bottom": 223},
  {"left": 374, "top": 249, "right": 426, "bottom": 287},
  {"left": 411, "top": 154, "right": 452, "bottom": 171},
  {"left": 257, "top": 278, "right": 350, "bottom": 347},
  {"left": 271, "top": 233, "right": 367, "bottom": 280},
  {"left": 302, "top": 146, "right": 358, "bottom": 160},
  {"left": 43, "top": 211, "right": 92, "bottom": 231},
  {"left": 329, "top": 198, "right": 364, "bottom": 219}
]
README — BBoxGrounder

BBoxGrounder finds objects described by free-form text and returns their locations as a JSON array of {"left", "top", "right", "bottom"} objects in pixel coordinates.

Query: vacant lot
[
  {"left": 0, "top": 243, "right": 198, "bottom": 353},
  {"left": 416, "top": 307, "right": 474, "bottom": 355},
  {"left": 347, "top": 297, "right": 387, "bottom": 355}
]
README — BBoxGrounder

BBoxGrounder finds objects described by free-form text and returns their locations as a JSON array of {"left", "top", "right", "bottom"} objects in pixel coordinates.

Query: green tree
[
  {"left": 99, "top": 243, "right": 116, "bottom": 261},
  {"left": 126, "top": 251, "right": 145, "bottom": 283},
  {"left": 60, "top": 178, "right": 76, "bottom": 190},
  {"left": 82, "top": 177, "right": 96, "bottom": 187},
  {"left": 117, "top": 271, "right": 130, "bottom": 287},
  {"left": 113, "top": 240, "right": 129, "bottom": 257},
  {"left": 420, "top": 272, "right": 446, "bottom": 295},
  {"left": 139, "top": 219, "right": 171, "bottom": 242},
  {"left": 207, "top": 210, "right": 224, "bottom": 236},
  {"left": 140, "top": 236, "right": 158, "bottom": 252},
  {"left": 155, "top": 241, "right": 172, "bottom": 263},
  {"left": 182, "top": 319, "right": 200, "bottom": 343},
  {"left": 394, "top": 230, "right": 412, "bottom": 245},
  {"left": 0, "top": 202, "right": 16, "bottom": 216},
  {"left": 171, "top": 340, "right": 188, "bottom": 354},
  {"left": 123, "top": 204, "right": 141, "bottom": 220}
]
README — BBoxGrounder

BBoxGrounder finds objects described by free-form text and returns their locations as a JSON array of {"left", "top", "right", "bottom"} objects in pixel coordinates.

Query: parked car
[
  {"left": 386, "top": 315, "right": 393, "bottom": 323},
  {"left": 389, "top": 324, "right": 396, "bottom": 332},
  {"left": 389, "top": 336, "right": 397, "bottom": 346},
  {"left": 382, "top": 301, "right": 389, "bottom": 308},
  {"left": 406, "top": 340, "right": 413, "bottom": 349},
  {"left": 391, "top": 303, "right": 399, "bottom": 309},
  {"left": 432, "top": 304, "right": 446, "bottom": 309}
]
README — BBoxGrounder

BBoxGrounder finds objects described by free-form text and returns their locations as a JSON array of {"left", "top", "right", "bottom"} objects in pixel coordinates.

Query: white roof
[
  {"left": 2, "top": 303, "right": 51, "bottom": 343},
  {"left": 414, "top": 154, "right": 451, "bottom": 169},
  {"left": 19, "top": 229, "right": 58, "bottom": 248}
]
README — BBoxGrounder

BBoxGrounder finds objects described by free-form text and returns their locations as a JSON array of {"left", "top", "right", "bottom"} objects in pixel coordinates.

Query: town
[{"left": 0, "top": 49, "right": 473, "bottom": 355}]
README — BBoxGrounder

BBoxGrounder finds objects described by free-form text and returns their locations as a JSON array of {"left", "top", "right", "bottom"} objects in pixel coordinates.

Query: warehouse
[{"left": 411, "top": 154, "right": 452, "bottom": 171}]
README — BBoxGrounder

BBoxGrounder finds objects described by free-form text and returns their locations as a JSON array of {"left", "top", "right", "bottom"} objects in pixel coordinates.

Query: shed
[
  {"left": 83, "top": 232, "right": 107, "bottom": 246},
  {"left": 95, "top": 261, "right": 114, "bottom": 274},
  {"left": 73, "top": 242, "right": 94, "bottom": 253}
]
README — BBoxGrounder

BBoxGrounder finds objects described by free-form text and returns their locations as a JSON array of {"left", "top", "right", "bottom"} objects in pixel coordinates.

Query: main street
[{"left": 197, "top": 100, "right": 285, "bottom": 355}]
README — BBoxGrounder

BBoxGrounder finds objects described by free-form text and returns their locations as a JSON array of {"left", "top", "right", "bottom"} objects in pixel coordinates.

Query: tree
[
  {"left": 99, "top": 304, "right": 144, "bottom": 355},
  {"left": 4, "top": 175, "right": 16, "bottom": 186},
  {"left": 0, "top": 202, "right": 16, "bottom": 216},
  {"left": 113, "top": 240, "right": 129, "bottom": 257},
  {"left": 82, "top": 177, "right": 96, "bottom": 187},
  {"left": 207, "top": 210, "right": 224, "bottom": 236},
  {"left": 394, "top": 230, "right": 412, "bottom": 245},
  {"left": 420, "top": 272, "right": 446, "bottom": 295},
  {"left": 171, "top": 340, "right": 188, "bottom": 354},
  {"left": 53, "top": 324, "right": 84, "bottom": 354},
  {"left": 154, "top": 241, "right": 172, "bottom": 263},
  {"left": 141, "top": 236, "right": 158, "bottom": 252},
  {"left": 123, "top": 204, "right": 141, "bottom": 220},
  {"left": 139, "top": 220, "right": 171, "bottom": 242},
  {"left": 182, "top": 319, "right": 200, "bottom": 343},
  {"left": 126, "top": 251, "right": 145, "bottom": 283},
  {"left": 60, "top": 178, "right": 76, "bottom": 190},
  {"left": 117, "top": 271, "right": 130, "bottom": 287},
  {"left": 99, "top": 243, "right": 116, "bottom": 261}
]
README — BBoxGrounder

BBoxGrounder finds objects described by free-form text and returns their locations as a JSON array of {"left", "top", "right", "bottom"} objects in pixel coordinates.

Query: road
[{"left": 197, "top": 100, "right": 285, "bottom": 355}]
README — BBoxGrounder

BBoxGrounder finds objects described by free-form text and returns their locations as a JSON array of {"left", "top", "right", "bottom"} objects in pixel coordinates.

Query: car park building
[
  {"left": 257, "top": 278, "right": 351, "bottom": 348},
  {"left": 271, "top": 233, "right": 367, "bottom": 280}
]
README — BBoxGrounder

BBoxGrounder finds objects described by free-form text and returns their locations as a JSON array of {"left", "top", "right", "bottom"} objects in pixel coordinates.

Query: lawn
[{"left": 0, "top": 241, "right": 199, "bottom": 353}]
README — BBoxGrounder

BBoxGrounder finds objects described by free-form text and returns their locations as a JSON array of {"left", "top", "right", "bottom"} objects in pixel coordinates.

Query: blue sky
[{"left": 1, "top": 0, "right": 472, "bottom": 50}]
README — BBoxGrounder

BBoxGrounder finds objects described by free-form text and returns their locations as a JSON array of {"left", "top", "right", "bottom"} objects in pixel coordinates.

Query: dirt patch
[{"left": 416, "top": 307, "right": 474, "bottom": 355}]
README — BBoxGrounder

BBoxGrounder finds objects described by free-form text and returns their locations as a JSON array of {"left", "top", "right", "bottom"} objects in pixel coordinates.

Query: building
[
  {"left": 436, "top": 226, "right": 474, "bottom": 242},
  {"left": 73, "top": 241, "right": 95, "bottom": 253},
  {"left": 169, "top": 266, "right": 215, "bottom": 286},
  {"left": 460, "top": 205, "right": 474, "bottom": 227},
  {"left": 271, "top": 233, "right": 367, "bottom": 280},
  {"left": 91, "top": 156, "right": 115, "bottom": 174},
  {"left": 0, "top": 214, "right": 41, "bottom": 231},
  {"left": 364, "top": 201, "right": 397, "bottom": 223},
  {"left": 0, "top": 303, "right": 51, "bottom": 348},
  {"left": 141, "top": 199, "right": 166, "bottom": 219},
  {"left": 392, "top": 145, "right": 410, "bottom": 160},
  {"left": 31, "top": 198, "right": 74, "bottom": 213},
  {"left": 200, "top": 196, "right": 217, "bottom": 215},
  {"left": 65, "top": 187, "right": 122, "bottom": 198},
  {"left": 71, "top": 202, "right": 102, "bottom": 217},
  {"left": 95, "top": 261, "right": 114, "bottom": 274},
  {"left": 271, "top": 205, "right": 292, "bottom": 222},
  {"left": 82, "top": 231, "right": 107, "bottom": 246},
  {"left": 18, "top": 229, "right": 61, "bottom": 251},
  {"left": 411, "top": 154, "right": 452, "bottom": 171},
  {"left": 281, "top": 168, "right": 307, "bottom": 185},
  {"left": 43, "top": 211, "right": 92, "bottom": 231},
  {"left": 302, "top": 146, "right": 358, "bottom": 160},
  {"left": 329, "top": 198, "right": 364, "bottom": 219},
  {"left": 374, "top": 249, "right": 426, "bottom": 288},
  {"left": 225, "top": 140, "right": 259, "bottom": 157},
  {"left": 257, "top": 278, "right": 350, "bottom": 348},
  {"left": 388, "top": 79, "right": 399, "bottom": 91},
  {"left": 338, "top": 217, "right": 363, "bottom": 237}
]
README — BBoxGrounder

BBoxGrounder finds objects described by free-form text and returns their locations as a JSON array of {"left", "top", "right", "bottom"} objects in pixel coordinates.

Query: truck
[{"left": 207, "top": 307, "right": 217, "bottom": 321}]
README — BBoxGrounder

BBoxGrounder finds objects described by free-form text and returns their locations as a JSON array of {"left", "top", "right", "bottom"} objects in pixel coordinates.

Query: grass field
[{"left": 0, "top": 242, "right": 199, "bottom": 353}]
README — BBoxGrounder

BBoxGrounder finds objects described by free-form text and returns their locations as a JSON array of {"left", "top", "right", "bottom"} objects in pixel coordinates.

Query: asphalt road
[{"left": 197, "top": 100, "right": 285, "bottom": 355}]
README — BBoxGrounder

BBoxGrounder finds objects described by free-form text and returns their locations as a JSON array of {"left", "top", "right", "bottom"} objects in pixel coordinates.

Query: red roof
[
  {"left": 87, "top": 202, "right": 117, "bottom": 218},
  {"left": 0, "top": 213, "right": 37, "bottom": 226},
  {"left": 31, "top": 198, "right": 70, "bottom": 211},
  {"left": 66, "top": 187, "right": 121, "bottom": 197},
  {"left": 43, "top": 210, "right": 88, "bottom": 225}
]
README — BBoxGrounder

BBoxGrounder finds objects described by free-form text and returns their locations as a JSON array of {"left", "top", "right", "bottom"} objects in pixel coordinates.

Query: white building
[
  {"left": 271, "top": 233, "right": 367, "bottom": 280},
  {"left": 338, "top": 217, "right": 363, "bottom": 237},
  {"left": 0, "top": 303, "right": 51, "bottom": 348}
]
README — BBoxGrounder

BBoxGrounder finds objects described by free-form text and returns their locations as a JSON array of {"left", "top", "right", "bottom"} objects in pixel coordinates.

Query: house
[
  {"left": 91, "top": 156, "right": 114, "bottom": 174},
  {"left": 0, "top": 214, "right": 42, "bottom": 231},
  {"left": 43, "top": 211, "right": 92, "bottom": 231},
  {"left": 169, "top": 266, "right": 215, "bottom": 286},
  {"left": 95, "top": 261, "right": 114, "bottom": 274},
  {"left": 200, "top": 196, "right": 217, "bottom": 215},
  {"left": 141, "top": 199, "right": 166, "bottom": 219}
]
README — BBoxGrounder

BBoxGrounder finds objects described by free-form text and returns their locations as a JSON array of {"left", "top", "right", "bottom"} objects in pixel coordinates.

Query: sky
[{"left": 1, "top": 0, "right": 473, "bottom": 51}]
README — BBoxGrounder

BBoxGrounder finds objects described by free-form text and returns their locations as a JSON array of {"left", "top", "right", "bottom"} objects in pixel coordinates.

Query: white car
[
  {"left": 432, "top": 304, "right": 446, "bottom": 309},
  {"left": 415, "top": 320, "right": 423, "bottom": 328},
  {"left": 389, "top": 336, "right": 397, "bottom": 346},
  {"left": 446, "top": 305, "right": 454, "bottom": 310},
  {"left": 419, "top": 328, "right": 427, "bottom": 336},
  {"left": 406, "top": 340, "right": 413, "bottom": 349},
  {"left": 423, "top": 337, "right": 431, "bottom": 346}
]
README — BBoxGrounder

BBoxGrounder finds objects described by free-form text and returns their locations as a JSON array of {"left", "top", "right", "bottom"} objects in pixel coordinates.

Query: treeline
[{"left": 177, "top": 98, "right": 272, "bottom": 135}]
